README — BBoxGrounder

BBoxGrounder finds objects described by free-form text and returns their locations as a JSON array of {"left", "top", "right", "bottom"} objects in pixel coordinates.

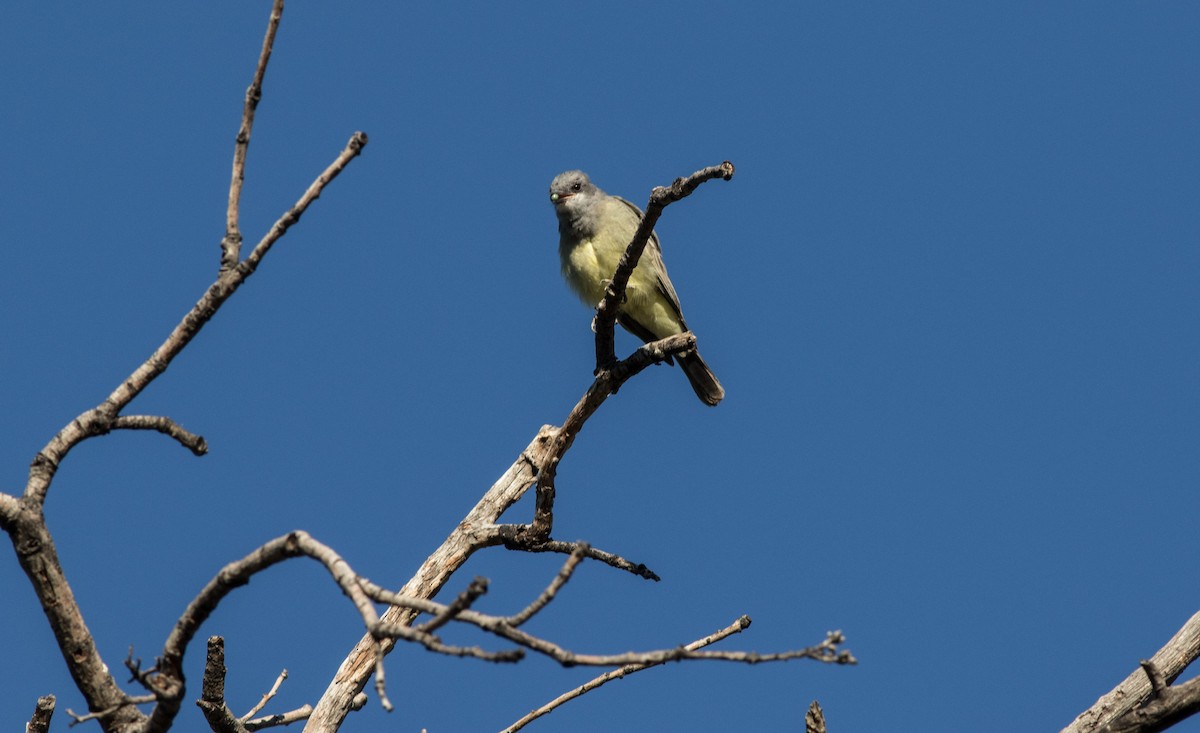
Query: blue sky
[{"left": 2, "top": 2, "right": 1198, "bottom": 731}]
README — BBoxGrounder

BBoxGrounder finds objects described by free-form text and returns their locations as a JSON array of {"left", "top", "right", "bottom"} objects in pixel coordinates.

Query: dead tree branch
[
  {"left": 196, "top": 637, "right": 248, "bottom": 733},
  {"left": 1064, "top": 610, "right": 1200, "bottom": 733},
  {"left": 1099, "top": 669, "right": 1200, "bottom": 733},
  {"left": 241, "top": 669, "right": 289, "bottom": 724},
  {"left": 4, "top": 0, "right": 836, "bottom": 725},
  {"left": 498, "top": 537, "right": 660, "bottom": 582},
  {"left": 222, "top": 0, "right": 285, "bottom": 272},
  {"left": 110, "top": 415, "right": 208, "bottom": 456},
  {"left": 305, "top": 427, "right": 556, "bottom": 730},
  {"left": 504, "top": 545, "right": 588, "bottom": 628},
  {"left": 26, "top": 694, "right": 56, "bottom": 733},
  {"left": 806, "top": 701, "right": 827, "bottom": 733},
  {"left": 305, "top": 164, "right": 759, "bottom": 731},
  {"left": 501, "top": 615, "right": 755, "bottom": 732},
  {"left": 0, "top": 2, "right": 367, "bottom": 731}
]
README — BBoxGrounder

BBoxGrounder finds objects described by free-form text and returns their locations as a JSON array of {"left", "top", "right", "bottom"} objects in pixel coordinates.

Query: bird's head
[{"left": 549, "top": 170, "right": 601, "bottom": 218}]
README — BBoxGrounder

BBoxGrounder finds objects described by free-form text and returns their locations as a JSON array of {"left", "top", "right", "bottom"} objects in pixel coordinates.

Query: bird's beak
[{"left": 550, "top": 192, "right": 571, "bottom": 204}]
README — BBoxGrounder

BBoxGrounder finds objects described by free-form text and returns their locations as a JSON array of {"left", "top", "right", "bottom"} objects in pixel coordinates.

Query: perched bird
[{"left": 549, "top": 170, "right": 724, "bottom": 406}]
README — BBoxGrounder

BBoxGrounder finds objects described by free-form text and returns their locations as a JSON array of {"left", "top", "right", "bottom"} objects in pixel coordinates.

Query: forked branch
[
  {"left": 1065, "top": 610, "right": 1200, "bottom": 733},
  {"left": 2, "top": 3, "right": 367, "bottom": 731}
]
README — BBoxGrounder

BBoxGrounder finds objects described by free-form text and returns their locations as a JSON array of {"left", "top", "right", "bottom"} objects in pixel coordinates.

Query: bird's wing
[{"left": 613, "top": 196, "right": 687, "bottom": 327}]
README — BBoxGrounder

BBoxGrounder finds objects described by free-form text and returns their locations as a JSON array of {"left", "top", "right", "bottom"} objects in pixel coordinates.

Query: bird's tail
[{"left": 678, "top": 350, "right": 725, "bottom": 406}]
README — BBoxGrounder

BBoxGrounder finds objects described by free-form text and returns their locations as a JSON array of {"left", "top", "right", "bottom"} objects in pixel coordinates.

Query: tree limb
[
  {"left": 26, "top": 694, "right": 56, "bottom": 733},
  {"left": 222, "top": 0, "right": 285, "bottom": 272},
  {"left": 1100, "top": 673, "right": 1200, "bottom": 733},
  {"left": 196, "top": 637, "right": 249, "bottom": 733},
  {"left": 306, "top": 165, "right": 741, "bottom": 729},
  {"left": 1064, "top": 610, "right": 1200, "bottom": 733},
  {"left": 501, "top": 615, "right": 755, "bottom": 732},
  {"left": 305, "top": 427, "right": 556, "bottom": 731},
  {"left": 111, "top": 415, "right": 208, "bottom": 456}
]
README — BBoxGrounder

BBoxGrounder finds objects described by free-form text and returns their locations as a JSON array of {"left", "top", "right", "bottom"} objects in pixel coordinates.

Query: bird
[{"left": 549, "top": 170, "right": 724, "bottom": 406}]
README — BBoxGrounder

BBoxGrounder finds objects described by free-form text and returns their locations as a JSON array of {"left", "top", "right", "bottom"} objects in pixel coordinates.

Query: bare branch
[
  {"left": 163, "top": 532, "right": 379, "bottom": 673},
  {"left": 25, "top": 131, "right": 368, "bottom": 507},
  {"left": 527, "top": 332, "right": 697, "bottom": 537},
  {"left": 309, "top": 166, "right": 744, "bottom": 730},
  {"left": 806, "top": 700, "right": 827, "bottom": 733},
  {"left": 308, "top": 428, "right": 557, "bottom": 730},
  {"left": 463, "top": 621, "right": 853, "bottom": 670},
  {"left": 502, "top": 615, "right": 755, "bottom": 733},
  {"left": 196, "top": 637, "right": 250, "bottom": 733},
  {"left": 11, "top": 70, "right": 368, "bottom": 727},
  {"left": 371, "top": 642, "right": 392, "bottom": 713},
  {"left": 222, "top": 0, "right": 285, "bottom": 271},
  {"left": 1100, "top": 676, "right": 1200, "bottom": 733},
  {"left": 111, "top": 415, "right": 208, "bottom": 456},
  {"left": 593, "top": 161, "right": 735, "bottom": 370},
  {"left": 505, "top": 545, "right": 587, "bottom": 627},
  {"left": 416, "top": 577, "right": 489, "bottom": 634},
  {"left": 143, "top": 532, "right": 378, "bottom": 732},
  {"left": 26, "top": 104, "right": 366, "bottom": 510},
  {"left": 366, "top": 575, "right": 854, "bottom": 672},
  {"left": 4, "top": 504, "right": 143, "bottom": 730},
  {"left": 194, "top": 637, "right": 313, "bottom": 732},
  {"left": 243, "top": 131, "right": 369, "bottom": 272},
  {"left": 244, "top": 704, "right": 313, "bottom": 731},
  {"left": 26, "top": 694, "right": 55, "bottom": 733},
  {"left": 240, "top": 669, "right": 288, "bottom": 722},
  {"left": 497, "top": 535, "right": 660, "bottom": 582},
  {"left": 1065, "top": 610, "right": 1200, "bottom": 733},
  {"left": 64, "top": 696, "right": 153, "bottom": 728},
  {"left": 368, "top": 614, "right": 526, "bottom": 664}
]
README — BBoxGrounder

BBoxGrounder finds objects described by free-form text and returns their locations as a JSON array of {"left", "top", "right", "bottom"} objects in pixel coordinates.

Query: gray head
[{"left": 549, "top": 170, "right": 606, "bottom": 235}]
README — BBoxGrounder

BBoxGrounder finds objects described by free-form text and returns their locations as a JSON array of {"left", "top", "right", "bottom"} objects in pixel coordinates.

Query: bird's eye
[{"left": 571, "top": 182, "right": 582, "bottom": 192}]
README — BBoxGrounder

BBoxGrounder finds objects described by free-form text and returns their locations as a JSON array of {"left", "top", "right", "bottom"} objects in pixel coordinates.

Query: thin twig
[
  {"left": 26, "top": 133, "right": 368, "bottom": 508},
  {"left": 505, "top": 545, "right": 588, "bottom": 627},
  {"left": 417, "top": 577, "right": 489, "bottom": 633},
  {"left": 222, "top": 0, "right": 285, "bottom": 271},
  {"left": 65, "top": 695, "right": 156, "bottom": 727},
  {"left": 243, "top": 132, "right": 369, "bottom": 272},
  {"left": 8, "top": 3, "right": 366, "bottom": 732},
  {"left": 372, "top": 642, "right": 393, "bottom": 713},
  {"left": 528, "top": 332, "right": 697, "bottom": 537},
  {"left": 370, "top": 617, "right": 525, "bottom": 663},
  {"left": 502, "top": 615, "right": 754, "bottom": 733},
  {"left": 367, "top": 577, "right": 855, "bottom": 671},
  {"left": 112, "top": 415, "right": 208, "bottom": 455},
  {"left": 496, "top": 535, "right": 659, "bottom": 582},
  {"left": 241, "top": 669, "right": 289, "bottom": 722},
  {"left": 245, "top": 704, "right": 314, "bottom": 731}
]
